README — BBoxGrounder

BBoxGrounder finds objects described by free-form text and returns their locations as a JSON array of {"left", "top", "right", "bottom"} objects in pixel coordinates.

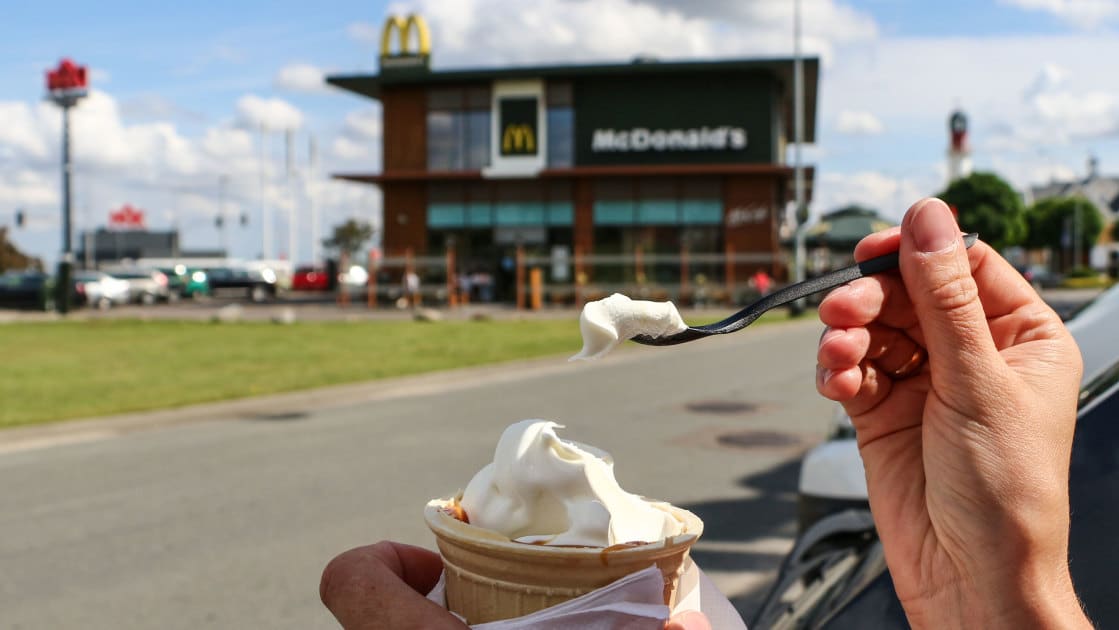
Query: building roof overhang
[{"left": 326, "top": 56, "right": 820, "bottom": 143}]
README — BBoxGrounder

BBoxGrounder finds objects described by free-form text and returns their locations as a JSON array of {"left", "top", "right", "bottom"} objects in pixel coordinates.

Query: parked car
[
  {"left": 0, "top": 270, "right": 80, "bottom": 311},
  {"left": 102, "top": 267, "right": 172, "bottom": 304},
  {"left": 203, "top": 266, "right": 277, "bottom": 302},
  {"left": 291, "top": 266, "right": 331, "bottom": 291},
  {"left": 1015, "top": 263, "right": 1063, "bottom": 289},
  {"left": 157, "top": 266, "right": 210, "bottom": 298},
  {"left": 72, "top": 270, "right": 131, "bottom": 309}
]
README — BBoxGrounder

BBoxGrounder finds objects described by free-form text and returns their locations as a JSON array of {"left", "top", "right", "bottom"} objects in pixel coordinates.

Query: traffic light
[
  {"left": 215, "top": 215, "right": 224, "bottom": 229},
  {"left": 15, "top": 210, "right": 24, "bottom": 227},
  {"left": 240, "top": 213, "right": 248, "bottom": 227}
]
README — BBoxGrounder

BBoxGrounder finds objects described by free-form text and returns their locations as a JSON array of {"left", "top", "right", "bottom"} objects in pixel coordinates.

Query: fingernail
[
  {"left": 817, "top": 365, "right": 834, "bottom": 385},
  {"left": 910, "top": 199, "right": 958, "bottom": 253}
]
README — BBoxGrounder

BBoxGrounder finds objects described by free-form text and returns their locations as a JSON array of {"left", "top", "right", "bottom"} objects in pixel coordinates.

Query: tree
[
  {"left": 322, "top": 219, "right": 374, "bottom": 260},
  {"left": 0, "top": 227, "right": 42, "bottom": 272},
  {"left": 1025, "top": 196, "right": 1103, "bottom": 269},
  {"left": 937, "top": 172, "right": 1026, "bottom": 250}
]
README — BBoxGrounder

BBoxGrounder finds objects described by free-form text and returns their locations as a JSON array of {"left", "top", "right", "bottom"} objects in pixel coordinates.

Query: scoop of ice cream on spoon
[{"left": 570, "top": 293, "right": 687, "bottom": 361}]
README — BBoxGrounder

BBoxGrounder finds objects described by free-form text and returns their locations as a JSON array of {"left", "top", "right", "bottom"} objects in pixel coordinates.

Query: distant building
[
  {"left": 326, "top": 13, "right": 819, "bottom": 302},
  {"left": 76, "top": 228, "right": 226, "bottom": 268},
  {"left": 1028, "top": 156, "right": 1119, "bottom": 269},
  {"left": 947, "top": 109, "right": 972, "bottom": 185}
]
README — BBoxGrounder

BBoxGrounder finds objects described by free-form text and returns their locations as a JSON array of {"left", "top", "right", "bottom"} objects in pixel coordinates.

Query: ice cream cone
[{"left": 425, "top": 497, "right": 703, "bottom": 624}]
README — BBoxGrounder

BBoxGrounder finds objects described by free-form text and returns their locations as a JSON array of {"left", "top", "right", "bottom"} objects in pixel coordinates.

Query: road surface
[{"left": 0, "top": 317, "right": 832, "bottom": 629}]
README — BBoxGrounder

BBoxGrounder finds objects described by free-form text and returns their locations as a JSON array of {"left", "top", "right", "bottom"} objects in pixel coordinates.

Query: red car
[{"left": 291, "top": 266, "right": 330, "bottom": 291}]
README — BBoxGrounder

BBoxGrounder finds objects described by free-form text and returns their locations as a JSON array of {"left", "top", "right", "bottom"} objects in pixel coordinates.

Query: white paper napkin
[{"left": 426, "top": 560, "right": 749, "bottom": 630}]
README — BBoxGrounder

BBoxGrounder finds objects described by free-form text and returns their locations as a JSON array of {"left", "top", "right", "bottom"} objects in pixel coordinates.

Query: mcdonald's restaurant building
[{"left": 328, "top": 15, "right": 818, "bottom": 304}]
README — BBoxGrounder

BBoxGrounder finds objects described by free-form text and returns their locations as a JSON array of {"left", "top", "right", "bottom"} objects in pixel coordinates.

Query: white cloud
[
  {"left": 816, "top": 171, "right": 929, "bottom": 219},
  {"left": 343, "top": 108, "right": 381, "bottom": 139},
  {"left": 331, "top": 136, "right": 371, "bottom": 160},
  {"left": 71, "top": 91, "right": 202, "bottom": 177},
  {"left": 0, "top": 169, "right": 58, "bottom": 208},
  {"left": 0, "top": 101, "right": 52, "bottom": 162},
  {"left": 1018, "top": 64, "right": 1119, "bottom": 139},
  {"left": 235, "top": 94, "right": 304, "bottom": 130},
  {"left": 835, "top": 110, "right": 885, "bottom": 135},
  {"left": 997, "top": 0, "right": 1119, "bottom": 29},
  {"left": 274, "top": 63, "right": 328, "bottom": 93},
  {"left": 346, "top": 21, "right": 381, "bottom": 44},
  {"left": 397, "top": 0, "right": 876, "bottom": 66},
  {"left": 1030, "top": 90, "right": 1119, "bottom": 138},
  {"left": 1023, "top": 62, "right": 1068, "bottom": 98}
]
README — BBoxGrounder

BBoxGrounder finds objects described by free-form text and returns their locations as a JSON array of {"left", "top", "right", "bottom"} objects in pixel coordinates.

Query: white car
[
  {"left": 72, "top": 270, "right": 131, "bottom": 309},
  {"left": 102, "top": 267, "right": 172, "bottom": 304},
  {"left": 797, "top": 283, "right": 1119, "bottom": 533}
]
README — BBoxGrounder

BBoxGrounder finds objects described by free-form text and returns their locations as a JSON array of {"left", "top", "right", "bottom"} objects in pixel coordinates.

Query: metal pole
[
  {"left": 309, "top": 135, "right": 320, "bottom": 265},
  {"left": 286, "top": 128, "right": 297, "bottom": 264},
  {"left": 56, "top": 104, "right": 74, "bottom": 313},
  {"left": 259, "top": 124, "right": 271, "bottom": 259},
  {"left": 792, "top": 0, "right": 807, "bottom": 293},
  {"left": 1073, "top": 198, "right": 1082, "bottom": 269},
  {"left": 218, "top": 175, "right": 229, "bottom": 256}
]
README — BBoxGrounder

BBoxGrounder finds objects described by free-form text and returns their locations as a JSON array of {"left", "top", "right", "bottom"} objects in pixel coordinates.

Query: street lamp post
[
  {"left": 45, "top": 59, "right": 89, "bottom": 314},
  {"left": 792, "top": 0, "right": 808, "bottom": 308}
]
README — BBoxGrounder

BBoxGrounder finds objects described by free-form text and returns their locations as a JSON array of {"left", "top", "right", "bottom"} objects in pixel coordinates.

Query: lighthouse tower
[{"left": 947, "top": 109, "right": 972, "bottom": 184}]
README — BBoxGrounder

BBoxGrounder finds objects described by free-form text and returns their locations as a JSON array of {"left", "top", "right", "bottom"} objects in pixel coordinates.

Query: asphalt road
[{"left": 0, "top": 317, "right": 834, "bottom": 629}]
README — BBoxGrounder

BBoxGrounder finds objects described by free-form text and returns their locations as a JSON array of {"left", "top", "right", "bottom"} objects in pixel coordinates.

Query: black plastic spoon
[{"left": 631, "top": 233, "right": 979, "bottom": 347}]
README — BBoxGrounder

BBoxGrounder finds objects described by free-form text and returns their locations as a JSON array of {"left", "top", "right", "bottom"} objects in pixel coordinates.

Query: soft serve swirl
[
  {"left": 459, "top": 420, "right": 683, "bottom": 547},
  {"left": 571, "top": 293, "right": 688, "bottom": 360}
]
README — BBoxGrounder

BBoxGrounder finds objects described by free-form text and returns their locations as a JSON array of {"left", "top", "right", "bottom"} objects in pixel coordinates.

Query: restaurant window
[
  {"left": 427, "top": 87, "right": 491, "bottom": 171},
  {"left": 546, "top": 82, "right": 573, "bottom": 168}
]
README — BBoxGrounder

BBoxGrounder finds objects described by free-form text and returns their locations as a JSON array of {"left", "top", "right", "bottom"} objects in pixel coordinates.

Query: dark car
[
  {"left": 0, "top": 270, "right": 82, "bottom": 311},
  {"left": 203, "top": 267, "right": 277, "bottom": 302}
]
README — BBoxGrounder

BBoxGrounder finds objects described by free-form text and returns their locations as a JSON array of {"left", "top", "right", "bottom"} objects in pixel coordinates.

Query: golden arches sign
[
  {"left": 502, "top": 124, "right": 535, "bottom": 154},
  {"left": 380, "top": 14, "right": 431, "bottom": 57}
]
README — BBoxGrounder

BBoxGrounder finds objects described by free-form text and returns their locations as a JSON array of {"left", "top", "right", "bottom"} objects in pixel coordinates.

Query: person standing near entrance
[
  {"left": 751, "top": 269, "right": 772, "bottom": 296},
  {"left": 403, "top": 270, "right": 420, "bottom": 308}
]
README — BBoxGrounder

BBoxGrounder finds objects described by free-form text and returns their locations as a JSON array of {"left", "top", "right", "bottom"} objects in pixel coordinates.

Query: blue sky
[{"left": 2, "top": 0, "right": 1117, "bottom": 265}]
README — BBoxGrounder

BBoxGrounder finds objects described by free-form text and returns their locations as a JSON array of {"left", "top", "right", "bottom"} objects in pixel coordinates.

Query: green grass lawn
[{"left": 0, "top": 310, "right": 789, "bottom": 429}]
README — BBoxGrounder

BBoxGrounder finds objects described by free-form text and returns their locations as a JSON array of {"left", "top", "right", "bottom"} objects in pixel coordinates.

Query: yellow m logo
[
  {"left": 380, "top": 14, "right": 431, "bottom": 58},
  {"left": 502, "top": 124, "right": 536, "bottom": 154}
]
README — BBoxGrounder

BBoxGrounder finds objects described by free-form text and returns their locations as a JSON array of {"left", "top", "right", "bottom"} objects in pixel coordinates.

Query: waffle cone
[{"left": 424, "top": 497, "right": 703, "bottom": 624}]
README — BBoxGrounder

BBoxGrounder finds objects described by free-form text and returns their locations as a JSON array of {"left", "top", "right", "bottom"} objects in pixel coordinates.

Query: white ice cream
[
  {"left": 459, "top": 420, "right": 683, "bottom": 547},
  {"left": 570, "top": 293, "right": 688, "bottom": 361}
]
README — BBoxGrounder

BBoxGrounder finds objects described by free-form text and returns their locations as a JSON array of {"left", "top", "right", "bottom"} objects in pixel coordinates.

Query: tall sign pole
[
  {"left": 792, "top": 0, "right": 808, "bottom": 305},
  {"left": 46, "top": 59, "right": 89, "bottom": 314},
  {"left": 308, "top": 135, "right": 320, "bottom": 265}
]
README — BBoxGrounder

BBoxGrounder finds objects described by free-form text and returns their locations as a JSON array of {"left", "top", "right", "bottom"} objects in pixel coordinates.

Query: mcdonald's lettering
[
  {"left": 502, "top": 125, "right": 535, "bottom": 154},
  {"left": 380, "top": 14, "right": 431, "bottom": 58}
]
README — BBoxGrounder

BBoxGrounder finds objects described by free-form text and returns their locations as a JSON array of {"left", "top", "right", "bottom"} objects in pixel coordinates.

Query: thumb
[
  {"left": 899, "top": 198, "right": 1000, "bottom": 388},
  {"left": 665, "top": 610, "right": 712, "bottom": 630}
]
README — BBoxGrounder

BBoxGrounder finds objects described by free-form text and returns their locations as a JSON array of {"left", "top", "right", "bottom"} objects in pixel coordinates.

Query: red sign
[
  {"left": 109, "top": 204, "right": 146, "bottom": 229},
  {"left": 46, "top": 58, "right": 88, "bottom": 92}
]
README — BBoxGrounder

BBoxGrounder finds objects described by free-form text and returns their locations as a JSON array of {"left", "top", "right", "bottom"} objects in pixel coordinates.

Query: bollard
[
  {"left": 515, "top": 245, "right": 525, "bottom": 310},
  {"left": 529, "top": 268, "right": 543, "bottom": 311}
]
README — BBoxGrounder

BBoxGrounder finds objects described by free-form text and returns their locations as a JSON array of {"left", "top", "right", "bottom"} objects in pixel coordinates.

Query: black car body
[
  {"left": 203, "top": 267, "right": 277, "bottom": 302},
  {"left": 0, "top": 270, "right": 81, "bottom": 311}
]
